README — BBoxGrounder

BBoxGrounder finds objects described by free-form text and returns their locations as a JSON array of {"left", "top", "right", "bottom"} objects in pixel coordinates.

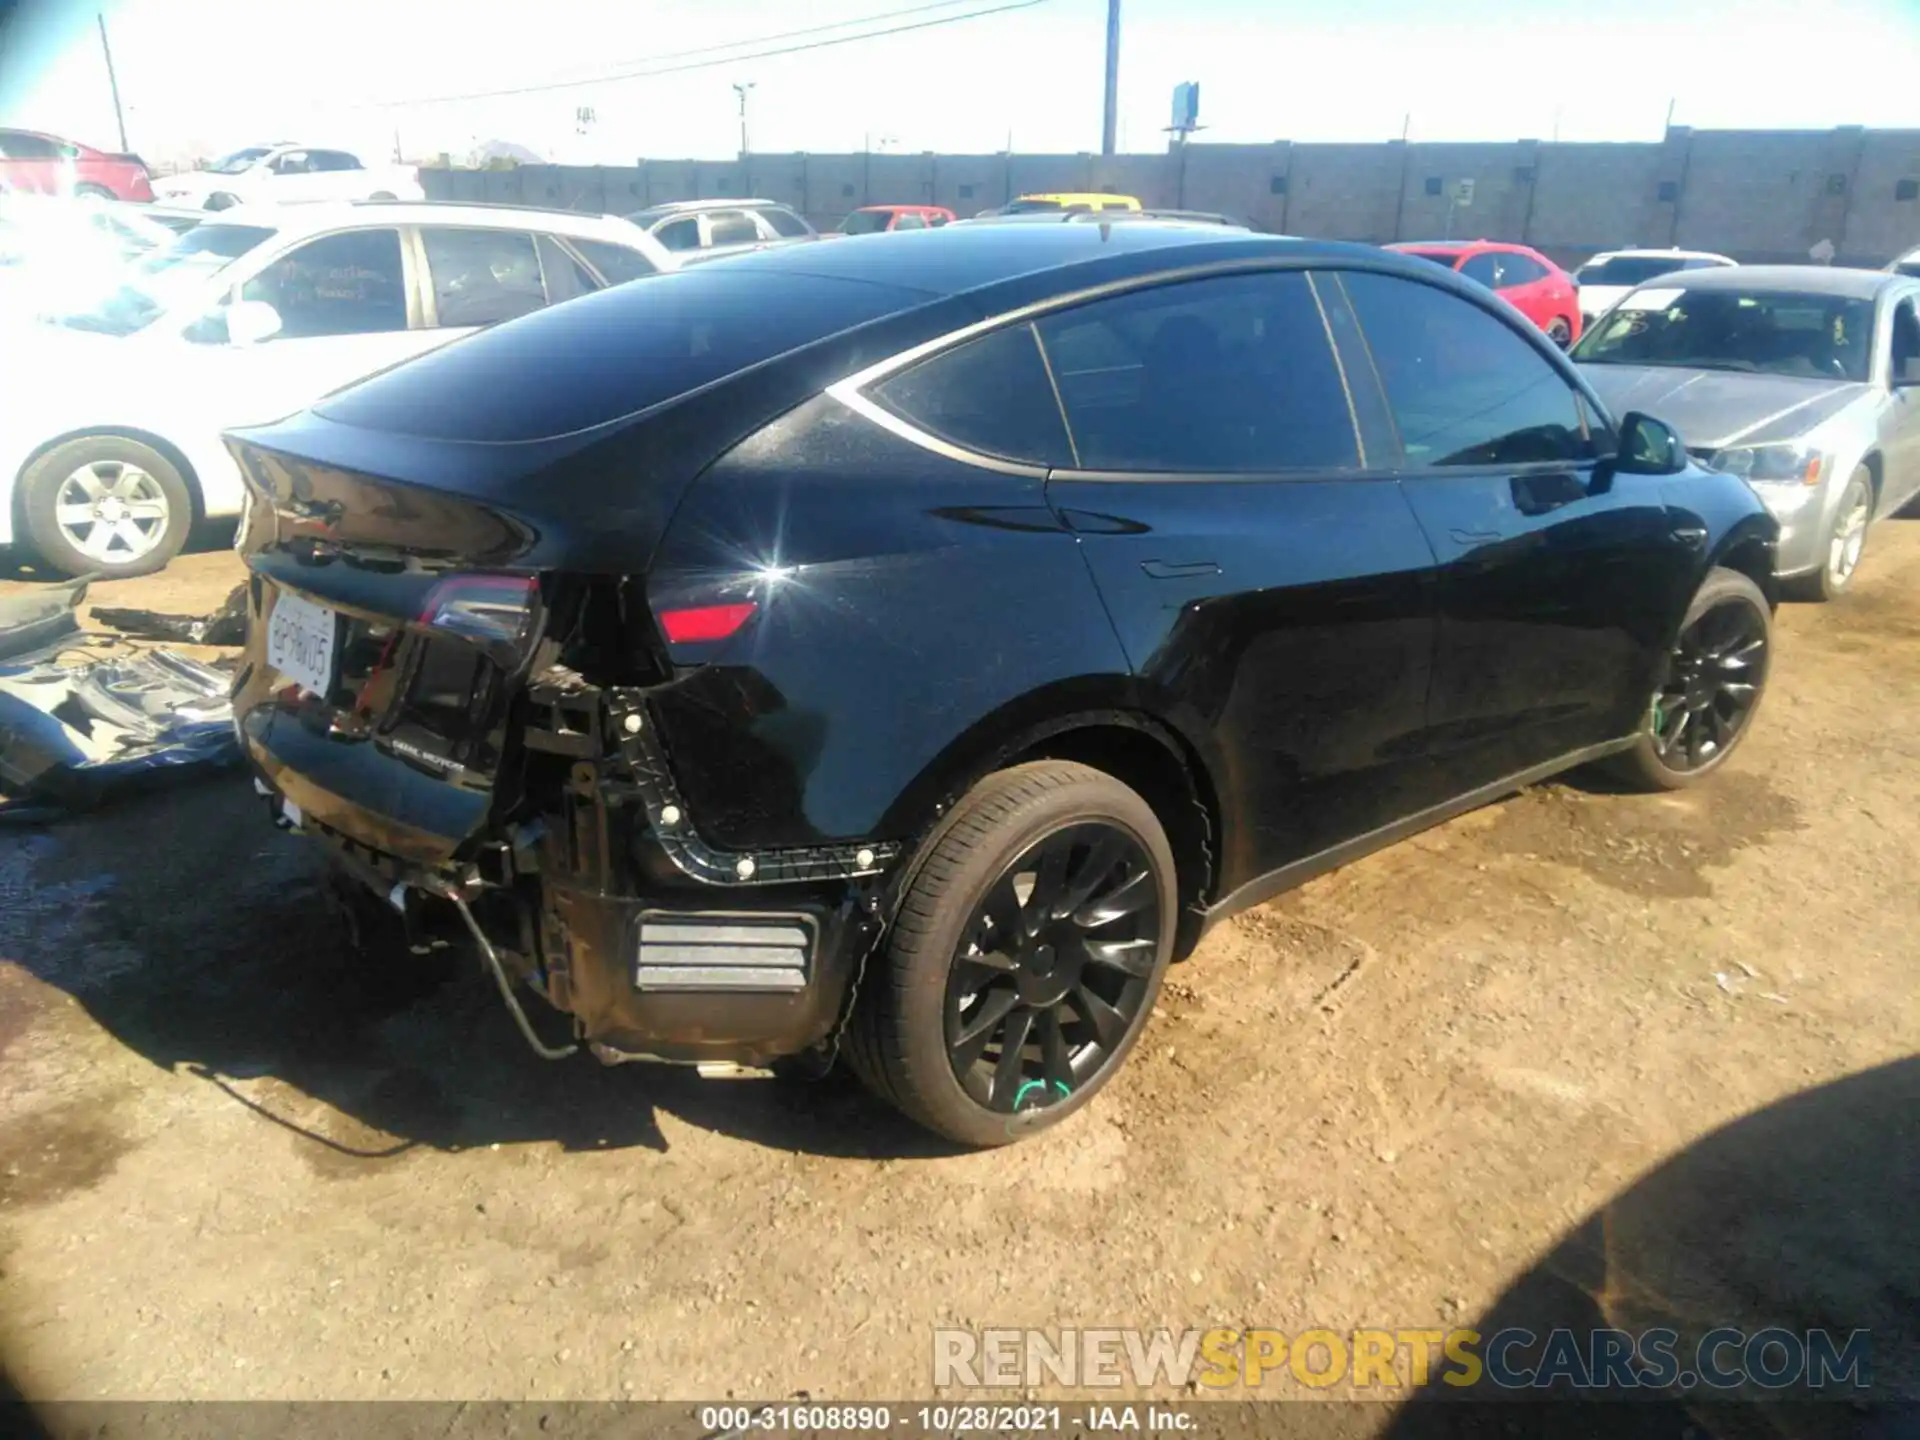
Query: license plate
[{"left": 266, "top": 590, "right": 337, "bottom": 697}]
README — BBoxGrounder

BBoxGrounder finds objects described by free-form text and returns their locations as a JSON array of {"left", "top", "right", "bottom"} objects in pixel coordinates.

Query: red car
[
  {"left": 831, "top": 204, "right": 955, "bottom": 236},
  {"left": 0, "top": 128, "right": 154, "bottom": 202},
  {"left": 1387, "top": 240, "right": 1581, "bottom": 347}
]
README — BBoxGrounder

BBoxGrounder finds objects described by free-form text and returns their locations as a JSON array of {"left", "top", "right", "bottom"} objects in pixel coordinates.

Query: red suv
[
  {"left": 831, "top": 204, "right": 955, "bottom": 236},
  {"left": 1387, "top": 240, "right": 1581, "bottom": 347},
  {"left": 0, "top": 128, "right": 154, "bottom": 201}
]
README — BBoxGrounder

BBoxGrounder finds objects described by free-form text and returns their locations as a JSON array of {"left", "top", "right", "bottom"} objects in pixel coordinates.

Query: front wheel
[
  {"left": 1602, "top": 566, "right": 1772, "bottom": 792},
  {"left": 1784, "top": 467, "right": 1872, "bottom": 602},
  {"left": 19, "top": 436, "right": 193, "bottom": 578},
  {"left": 845, "top": 761, "right": 1176, "bottom": 1147}
]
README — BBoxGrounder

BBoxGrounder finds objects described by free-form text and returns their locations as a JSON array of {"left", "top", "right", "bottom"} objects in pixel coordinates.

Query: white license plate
[{"left": 266, "top": 590, "right": 338, "bottom": 697}]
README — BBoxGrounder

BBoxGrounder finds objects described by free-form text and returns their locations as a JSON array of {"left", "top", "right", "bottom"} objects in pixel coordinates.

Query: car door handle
[
  {"left": 1672, "top": 524, "right": 1709, "bottom": 549},
  {"left": 1140, "top": 559, "right": 1221, "bottom": 579}
]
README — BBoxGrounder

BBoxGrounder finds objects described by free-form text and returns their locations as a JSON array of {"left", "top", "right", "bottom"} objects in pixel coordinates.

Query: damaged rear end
[
  {"left": 230, "top": 426, "right": 891, "bottom": 1068},
  {"left": 221, "top": 265, "right": 952, "bottom": 1068}
]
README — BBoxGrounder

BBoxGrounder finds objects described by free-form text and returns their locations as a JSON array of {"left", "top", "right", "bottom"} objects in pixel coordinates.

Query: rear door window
[
  {"left": 421, "top": 226, "right": 545, "bottom": 327},
  {"left": 1340, "top": 269, "right": 1588, "bottom": 466},
  {"left": 240, "top": 227, "right": 408, "bottom": 337},
  {"left": 1458, "top": 252, "right": 1506, "bottom": 287},
  {"left": 653, "top": 216, "right": 700, "bottom": 251},
  {"left": 1498, "top": 255, "right": 1548, "bottom": 287},
  {"left": 1033, "top": 270, "right": 1361, "bottom": 472},
  {"left": 893, "top": 213, "right": 927, "bottom": 230},
  {"left": 536, "top": 233, "right": 597, "bottom": 304},
  {"left": 761, "top": 206, "right": 812, "bottom": 238},
  {"left": 706, "top": 211, "right": 762, "bottom": 247},
  {"left": 871, "top": 322, "right": 1073, "bottom": 468},
  {"left": 569, "top": 237, "right": 658, "bottom": 286}
]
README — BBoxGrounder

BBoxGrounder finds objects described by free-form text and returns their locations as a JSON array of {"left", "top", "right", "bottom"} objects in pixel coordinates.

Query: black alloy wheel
[
  {"left": 843, "top": 761, "right": 1176, "bottom": 1147},
  {"left": 1604, "top": 566, "right": 1772, "bottom": 791},
  {"left": 944, "top": 821, "right": 1161, "bottom": 1114},
  {"left": 1651, "top": 595, "right": 1768, "bottom": 771}
]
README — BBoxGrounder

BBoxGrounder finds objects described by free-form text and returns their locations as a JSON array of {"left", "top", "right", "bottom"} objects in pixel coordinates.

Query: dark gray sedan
[{"left": 1575, "top": 265, "right": 1920, "bottom": 599}]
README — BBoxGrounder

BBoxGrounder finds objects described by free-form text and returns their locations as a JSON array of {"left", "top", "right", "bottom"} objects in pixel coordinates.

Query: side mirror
[
  {"left": 226, "top": 299, "right": 282, "bottom": 346},
  {"left": 1608, "top": 411, "right": 1688, "bottom": 476}
]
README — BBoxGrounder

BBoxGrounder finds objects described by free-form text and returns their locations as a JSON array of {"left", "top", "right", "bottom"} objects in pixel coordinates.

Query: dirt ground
[{"left": 0, "top": 527, "right": 1915, "bottom": 1409}]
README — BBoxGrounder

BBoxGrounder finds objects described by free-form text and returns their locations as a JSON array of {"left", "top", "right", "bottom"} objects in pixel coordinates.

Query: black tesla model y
[{"left": 227, "top": 223, "right": 1779, "bottom": 1146}]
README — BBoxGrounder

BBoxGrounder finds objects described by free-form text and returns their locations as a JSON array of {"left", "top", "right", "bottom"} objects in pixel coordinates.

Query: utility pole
[
  {"left": 733, "top": 82, "right": 755, "bottom": 159},
  {"left": 1101, "top": 0, "right": 1121, "bottom": 156},
  {"left": 97, "top": 12, "right": 129, "bottom": 153}
]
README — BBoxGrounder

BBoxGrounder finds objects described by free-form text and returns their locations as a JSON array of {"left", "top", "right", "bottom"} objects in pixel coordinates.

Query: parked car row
[{"left": 212, "top": 221, "right": 1803, "bottom": 1148}]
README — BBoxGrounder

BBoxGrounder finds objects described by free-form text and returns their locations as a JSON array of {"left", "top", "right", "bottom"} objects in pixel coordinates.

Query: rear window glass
[{"left": 314, "top": 268, "right": 919, "bottom": 442}]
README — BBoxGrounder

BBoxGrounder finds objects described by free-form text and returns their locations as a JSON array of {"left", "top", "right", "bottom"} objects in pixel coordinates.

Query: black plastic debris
[
  {"left": 93, "top": 582, "right": 248, "bottom": 648},
  {"left": 0, "top": 583, "right": 241, "bottom": 819}
]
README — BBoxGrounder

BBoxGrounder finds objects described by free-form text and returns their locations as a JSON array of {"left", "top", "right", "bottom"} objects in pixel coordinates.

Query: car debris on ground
[{"left": 0, "top": 578, "right": 239, "bottom": 820}]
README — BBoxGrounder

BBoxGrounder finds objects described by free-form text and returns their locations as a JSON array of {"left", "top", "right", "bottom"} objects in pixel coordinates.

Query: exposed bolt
[
  {"left": 856, "top": 847, "right": 875, "bottom": 868},
  {"left": 735, "top": 857, "right": 757, "bottom": 880},
  {"left": 622, "top": 713, "right": 643, "bottom": 735},
  {"left": 659, "top": 804, "right": 681, "bottom": 827}
]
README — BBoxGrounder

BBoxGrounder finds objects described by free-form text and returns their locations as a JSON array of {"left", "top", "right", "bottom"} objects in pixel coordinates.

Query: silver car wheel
[
  {"left": 55, "top": 461, "right": 172, "bottom": 565},
  {"left": 1828, "top": 481, "right": 1871, "bottom": 588}
]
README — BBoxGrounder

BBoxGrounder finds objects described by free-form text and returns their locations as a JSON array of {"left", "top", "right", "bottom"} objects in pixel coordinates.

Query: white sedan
[
  {"left": 1, "top": 200, "right": 673, "bottom": 577},
  {"left": 152, "top": 144, "right": 426, "bottom": 211},
  {"left": 1574, "top": 247, "right": 1736, "bottom": 327}
]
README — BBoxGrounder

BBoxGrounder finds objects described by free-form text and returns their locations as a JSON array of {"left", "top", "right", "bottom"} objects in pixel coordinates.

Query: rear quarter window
[
  {"left": 314, "top": 268, "right": 919, "bottom": 442},
  {"left": 871, "top": 323, "right": 1073, "bottom": 467}
]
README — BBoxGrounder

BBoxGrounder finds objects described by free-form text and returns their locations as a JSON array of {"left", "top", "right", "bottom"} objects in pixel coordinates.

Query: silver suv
[{"left": 624, "top": 198, "right": 816, "bottom": 264}]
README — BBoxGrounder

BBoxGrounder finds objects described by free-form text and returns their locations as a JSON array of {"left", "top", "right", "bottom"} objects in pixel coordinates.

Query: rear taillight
[
  {"left": 658, "top": 601, "right": 758, "bottom": 645},
  {"left": 418, "top": 574, "right": 540, "bottom": 661}
]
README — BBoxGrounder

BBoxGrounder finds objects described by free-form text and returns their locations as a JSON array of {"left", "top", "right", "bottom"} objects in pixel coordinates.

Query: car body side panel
[
  {"left": 644, "top": 394, "right": 1134, "bottom": 850},
  {"left": 1048, "top": 473, "right": 1439, "bottom": 898}
]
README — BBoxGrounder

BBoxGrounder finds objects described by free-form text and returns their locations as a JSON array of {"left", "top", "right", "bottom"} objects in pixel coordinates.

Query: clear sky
[{"left": 8, "top": 0, "right": 1919, "bottom": 165}]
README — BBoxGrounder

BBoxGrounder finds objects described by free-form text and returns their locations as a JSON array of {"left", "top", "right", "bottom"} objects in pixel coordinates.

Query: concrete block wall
[{"left": 419, "top": 126, "right": 1920, "bottom": 265}]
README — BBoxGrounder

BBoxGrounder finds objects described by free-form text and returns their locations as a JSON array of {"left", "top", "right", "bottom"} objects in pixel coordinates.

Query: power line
[{"left": 381, "top": 0, "right": 1053, "bottom": 108}]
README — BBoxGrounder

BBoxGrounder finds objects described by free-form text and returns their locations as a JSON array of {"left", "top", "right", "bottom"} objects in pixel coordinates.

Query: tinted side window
[
  {"left": 707, "top": 211, "right": 760, "bottom": 247},
  {"left": 893, "top": 213, "right": 927, "bottom": 230},
  {"left": 0, "top": 132, "right": 60, "bottom": 159},
  {"left": 1341, "top": 270, "right": 1587, "bottom": 467},
  {"left": 241, "top": 228, "right": 407, "bottom": 337},
  {"left": 1034, "top": 271, "right": 1360, "bottom": 472},
  {"left": 422, "top": 227, "right": 544, "bottom": 327},
  {"left": 536, "top": 234, "right": 597, "bottom": 304},
  {"left": 310, "top": 151, "right": 362, "bottom": 172},
  {"left": 1500, "top": 255, "right": 1548, "bottom": 286},
  {"left": 871, "top": 323, "right": 1072, "bottom": 468},
  {"left": 653, "top": 217, "right": 700, "bottom": 251},
  {"left": 570, "top": 237, "right": 658, "bottom": 285},
  {"left": 762, "top": 207, "right": 811, "bottom": 238},
  {"left": 1458, "top": 252, "right": 1503, "bottom": 287}
]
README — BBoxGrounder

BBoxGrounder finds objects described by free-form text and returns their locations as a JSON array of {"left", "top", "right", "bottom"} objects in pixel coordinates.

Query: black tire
[
  {"left": 72, "top": 183, "right": 115, "bottom": 201},
  {"left": 1782, "top": 466, "right": 1872, "bottom": 603},
  {"left": 368, "top": 190, "right": 396, "bottom": 201},
  {"left": 1546, "top": 316, "right": 1573, "bottom": 348},
  {"left": 205, "top": 191, "right": 239, "bottom": 211},
  {"left": 19, "top": 436, "right": 193, "bottom": 579},
  {"left": 1602, "top": 566, "right": 1772, "bottom": 792},
  {"left": 844, "top": 761, "right": 1176, "bottom": 1147}
]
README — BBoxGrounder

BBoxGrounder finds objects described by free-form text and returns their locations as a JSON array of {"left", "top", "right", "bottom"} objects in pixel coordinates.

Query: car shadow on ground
[
  {"left": 0, "top": 778, "right": 962, "bottom": 1164},
  {"left": 1384, "top": 1055, "right": 1917, "bottom": 1439}
]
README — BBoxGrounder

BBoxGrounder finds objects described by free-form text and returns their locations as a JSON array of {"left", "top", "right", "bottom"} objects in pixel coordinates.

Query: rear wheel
[
  {"left": 205, "top": 191, "right": 239, "bottom": 211},
  {"left": 72, "top": 182, "right": 115, "bottom": 200},
  {"left": 19, "top": 436, "right": 193, "bottom": 578},
  {"left": 845, "top": 761, "right": 1175, "bottom": 1147},
  {"left": 1602, "top": 566, "right": 1771, "bottom": 792},
  {"left": 1545, "top": 316, "right": 1574, "bottom": 347},
  {"left": 1784, "top": 467, "right": 1872, "bottom": 602},
  {"left": 368, "top": 190, "right": 396, "bottom": 201}
]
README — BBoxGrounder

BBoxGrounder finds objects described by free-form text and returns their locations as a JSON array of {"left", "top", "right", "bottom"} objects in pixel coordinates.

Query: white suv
[
  {"left": 1574, "top": 247, "right": 1736, "bottom": 327},
  {"left": 1, "top": 201, "right": 675, "bottom": 576}
]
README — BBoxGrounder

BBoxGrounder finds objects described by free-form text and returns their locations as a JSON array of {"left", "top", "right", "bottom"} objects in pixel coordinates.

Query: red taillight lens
[
  {"left": 418, "top": 574, "right": 538, "bottom": 652},
  {"left": 658, "top": 601, "right": 758, "bottom": 644}
]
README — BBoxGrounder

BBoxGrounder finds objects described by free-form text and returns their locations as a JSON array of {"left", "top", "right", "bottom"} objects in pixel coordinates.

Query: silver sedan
[{"left": 1576, "top": 265, "right": 1920, "bottom": 599}]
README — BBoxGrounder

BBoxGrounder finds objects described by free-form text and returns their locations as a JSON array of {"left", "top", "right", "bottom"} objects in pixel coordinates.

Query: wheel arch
[
  {"left": 878, "top": 684, "right": 1227, "bottom": 960},
  {"left": 1708, "top": 513, "right": 1782, "bottom": 609},
  {"left": 1859, "top": 449, "right": 1884, "bottom": 513},
  {"left": 13, "top": 427, "right": 206, "bottom": 537}
]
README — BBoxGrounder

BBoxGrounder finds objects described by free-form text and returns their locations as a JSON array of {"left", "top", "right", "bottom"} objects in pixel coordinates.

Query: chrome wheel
[
  {"left": 1827, "top": 480, "right": 1871, "bottom": 589},
  {"left": 943, "top": 821, "right": 1161, "bottom": 1114},
  {"left": 1651, "top": 597, "right": 1769, "bottom": 772},
  {"left": 55, "top": 461, "right": 172, "bottom": 566}
]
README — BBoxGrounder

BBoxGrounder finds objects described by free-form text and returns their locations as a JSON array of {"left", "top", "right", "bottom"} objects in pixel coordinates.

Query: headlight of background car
[{"left": 1708, "top": 443, "right": 1828, "bottom": 486}]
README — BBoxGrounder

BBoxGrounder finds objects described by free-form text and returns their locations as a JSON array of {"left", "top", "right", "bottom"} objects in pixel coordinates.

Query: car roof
[
  {"left": 1641, "top": 264, "right": 1899, "bottom": 300},
  {"left": 1391, "top": 239, "right": 1533, "bottom": 255},
  {"left": 1588, "top": 247, "right": 1734, "bottom": 262},
  {"left": 634, "top": 198, "right": 787, "bottom": 214},
  {"left": 209, "top": 200, "right": 649, "bottom": 240},
  {"left": 856, "top": 203, "right": 947, "bottom": 212}
]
